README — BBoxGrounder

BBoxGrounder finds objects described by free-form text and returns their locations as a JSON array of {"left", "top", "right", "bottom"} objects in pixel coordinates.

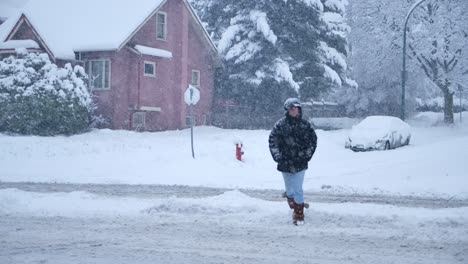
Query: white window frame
[
  {"left": 144, "top": 61, "right": 156, "bottom": 77},
  {"left": 156, "top": 12, "right": 167, "bottom": 41},
  {"left": 191, "top": 70, "right": 200, "bottom": 87},
  {"left": 86, "top": 59, "right": 111, "bottom": 90}
]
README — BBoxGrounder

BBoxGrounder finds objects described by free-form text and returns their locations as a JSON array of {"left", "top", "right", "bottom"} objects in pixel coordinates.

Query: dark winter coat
[{"left": 269, "top": 112, "right": 317, "bottom": 173}]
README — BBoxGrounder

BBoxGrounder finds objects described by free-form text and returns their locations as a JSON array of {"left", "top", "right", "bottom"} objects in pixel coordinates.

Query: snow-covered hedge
[{"left": 0, "top": 49, "right": 94, "bottom": 136}]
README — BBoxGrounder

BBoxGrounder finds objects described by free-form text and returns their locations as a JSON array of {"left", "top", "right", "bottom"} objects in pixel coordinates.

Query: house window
[
  {"left": 132, "top": 112, "right": 146, "bottom": 129},
  {"left": 191, "top": 70, "right": 200, "bottom": 87},
  {"left": 85, "top": 60, "right": 111, "bottom": 90},
  {"left": 144, "top": 61, "right": 156, "bottom": 77},
  {"left": 157, "top": 12, "right": 167, "bottom": 40},
  {"left": 74, "top": 52, "right": 81, "bottom": 61},
  {"left": 200, "top": 114, "right": 207, "bottom": 125}
]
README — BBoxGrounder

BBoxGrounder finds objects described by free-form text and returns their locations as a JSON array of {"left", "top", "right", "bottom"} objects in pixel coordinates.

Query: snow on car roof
[{"left": 356, "top": 116, "right": 407, "bottom": 130}]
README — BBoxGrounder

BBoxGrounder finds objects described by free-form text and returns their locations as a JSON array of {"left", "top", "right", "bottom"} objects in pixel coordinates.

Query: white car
[{"left": 345, "top": 116, "right": 411, "bottom": 151}]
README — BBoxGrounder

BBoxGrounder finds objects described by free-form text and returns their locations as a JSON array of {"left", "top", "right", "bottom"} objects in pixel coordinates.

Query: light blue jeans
[{"left": 282, "top": 170, "right": 306, "bottom": 204}]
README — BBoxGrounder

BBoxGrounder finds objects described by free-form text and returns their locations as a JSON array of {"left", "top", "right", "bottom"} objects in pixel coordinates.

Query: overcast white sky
[{"left": 0, "top": 0, "right": 29, "bottom": 8}]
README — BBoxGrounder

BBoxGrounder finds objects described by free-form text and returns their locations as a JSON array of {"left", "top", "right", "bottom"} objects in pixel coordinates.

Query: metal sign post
[
  {"left": 184, "top": 85, "right": 200, "bottom": 159},
  {"left": 190, "top": 95, "right": 195, "bottom": 159}
]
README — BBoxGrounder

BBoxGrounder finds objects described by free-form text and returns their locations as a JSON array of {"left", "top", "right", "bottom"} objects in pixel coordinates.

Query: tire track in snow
[{"left": 1, "top": 181, "right": 468, "bottom": 209}]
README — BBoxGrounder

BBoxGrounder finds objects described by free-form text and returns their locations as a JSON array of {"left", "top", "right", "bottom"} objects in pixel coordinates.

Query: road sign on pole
[
  {"left": 184, "top": 85, "right": 200, "bottom": 106},
  {"left": 184, "top": 85, "right": 200, "bottom": 159}
]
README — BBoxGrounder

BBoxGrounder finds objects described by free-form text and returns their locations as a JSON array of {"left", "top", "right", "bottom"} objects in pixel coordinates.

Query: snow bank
[{"left": 1, "top": 189, "right": 467, "bottom": 226}]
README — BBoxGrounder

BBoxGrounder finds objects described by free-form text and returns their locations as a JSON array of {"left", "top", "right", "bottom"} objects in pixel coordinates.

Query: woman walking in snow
[{"left": 268, "top": 98, "right": 317, "bottom": 225}]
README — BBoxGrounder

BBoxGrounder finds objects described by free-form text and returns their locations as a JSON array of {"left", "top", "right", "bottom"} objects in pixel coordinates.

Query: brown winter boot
[
  {"left": 287, "top": 197, "right": 295, "bottom": 209},
  {"left": 282, "top": 192, "right": 295, "bottom": 209},
  {"left": 293, "top": 203, "right": 305, "bottom": 225}
]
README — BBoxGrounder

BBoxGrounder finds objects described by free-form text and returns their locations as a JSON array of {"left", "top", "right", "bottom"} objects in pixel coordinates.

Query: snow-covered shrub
[{"left": 0, "top": 49, "right": 94, "bottom": 136}]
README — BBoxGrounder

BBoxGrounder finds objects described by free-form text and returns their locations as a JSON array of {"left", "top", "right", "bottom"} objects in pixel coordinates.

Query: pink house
[{"left": 0, "top": 0, "right": 220, "bottom": 131}]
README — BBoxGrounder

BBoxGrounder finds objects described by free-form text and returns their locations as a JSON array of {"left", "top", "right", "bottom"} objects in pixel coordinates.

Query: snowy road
[
  {"left": 1, "top": 183, "right": 467, "bottom": 263},
  {"left": 1, "top": 212, "right": 467, "bottom": 264}
]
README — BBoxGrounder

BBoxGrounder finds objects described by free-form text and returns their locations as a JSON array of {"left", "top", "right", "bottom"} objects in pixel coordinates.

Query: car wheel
[
  {"left": 384, "top": 141, "right": 390, "bottom": 150},
  {"left": 404, "top": 138, "right": 410, "bottom": 145}
]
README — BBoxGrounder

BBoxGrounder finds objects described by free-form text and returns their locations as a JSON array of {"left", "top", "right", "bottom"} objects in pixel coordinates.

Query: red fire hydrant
[{"left": 235, "top": 142, "right": 244, "bottom": 161}]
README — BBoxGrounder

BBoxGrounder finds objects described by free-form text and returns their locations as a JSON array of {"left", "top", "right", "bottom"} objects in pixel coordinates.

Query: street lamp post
[
  {"left": 401, "top": 0, "right": 427, "bottom": 120},
  {"left": 459, "top": 84, "right": 463, "bottom": 123}
]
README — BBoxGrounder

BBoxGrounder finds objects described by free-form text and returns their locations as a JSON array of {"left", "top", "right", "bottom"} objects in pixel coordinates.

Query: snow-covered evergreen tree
[
  {"left": 190, "top": 0, "right": 354, "bottom": 125},
  {"left": 0, "top": 49, "right": 94, "bottom": 135},
  {"left": 320, "top": 0, "right": 356, "bottom": 88}
]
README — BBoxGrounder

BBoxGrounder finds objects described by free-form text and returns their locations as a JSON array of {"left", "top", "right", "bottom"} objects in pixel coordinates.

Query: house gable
[
  {"left": 119, "top": 0, "right": 217, "bottom": 58},
  {"left": 182, "top": 0, "right": 218, "bottom": 57},
  {"left": 118, "top": 0, "right": 169, "bottom": 51},
  {"left": 3, "top": 14, "right": 55, "bottom": 60}
]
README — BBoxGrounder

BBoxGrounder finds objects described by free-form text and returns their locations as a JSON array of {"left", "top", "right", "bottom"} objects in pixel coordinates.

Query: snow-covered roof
[
  {"left": 0, "top": 10, "right": 20, "bottom": 41},
  {"left": 303, "top": 100, "right": 340, "bottom": 106},
  {"left": 0, "top": 39, "right": 39, "bottom": 49},
  {"left": 0, "top": 0, "right": 167, "bottom": 60},
  {"left": 135, "top": 45, "right": 172, "bottom": 59}
]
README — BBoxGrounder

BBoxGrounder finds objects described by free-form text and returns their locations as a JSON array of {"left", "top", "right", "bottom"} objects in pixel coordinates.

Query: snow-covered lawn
[{"left": 1, "top": 112, "right": 467, "bottom": 198}]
